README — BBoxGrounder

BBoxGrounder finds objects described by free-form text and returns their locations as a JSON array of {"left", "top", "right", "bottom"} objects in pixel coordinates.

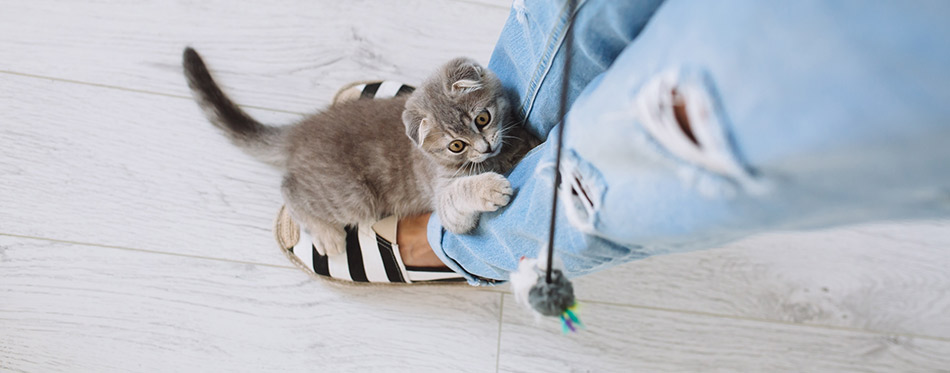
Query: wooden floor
[{"left": 2, "top": 1, "right": 949, "bottom": 372}]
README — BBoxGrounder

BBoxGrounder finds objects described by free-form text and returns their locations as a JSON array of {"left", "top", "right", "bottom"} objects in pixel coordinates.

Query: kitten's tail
[{"left": 182, "top": 47, "right": 286, "bottom": 168}]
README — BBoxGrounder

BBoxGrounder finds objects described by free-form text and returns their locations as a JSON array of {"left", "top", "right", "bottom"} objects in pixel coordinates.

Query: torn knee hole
[
  {"left": 671, "top": 88, "right": 699, "bottom": 147},
  {"left": 565, "top": 169, "right": 597, "bottom": 223},
  {"left": 558, "top": 150, "right": 606, "bottom": 233},
  {"left": 570, "top": 175, "right": 594, "bottom": 208},
  {"left": 636, "top": 68, "right": 763, "bottom": 192}
]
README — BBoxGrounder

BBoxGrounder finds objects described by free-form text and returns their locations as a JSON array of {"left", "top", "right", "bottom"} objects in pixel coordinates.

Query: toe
[{"left": 312, "top": 243, "right": 327, "bottom": 256}]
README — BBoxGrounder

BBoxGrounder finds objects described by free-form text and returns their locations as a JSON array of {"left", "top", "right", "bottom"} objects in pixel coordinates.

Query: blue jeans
[{"left": 428, "top": 0, "right": 950, "bottom": 285}]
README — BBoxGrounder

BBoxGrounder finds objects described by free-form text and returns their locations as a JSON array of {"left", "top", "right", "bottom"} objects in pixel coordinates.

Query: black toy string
[{"left": 545, "top": 0, "right": 577, "bottom": 284}]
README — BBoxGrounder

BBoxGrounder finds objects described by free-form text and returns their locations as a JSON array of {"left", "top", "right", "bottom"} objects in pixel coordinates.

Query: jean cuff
[{"left": 426, "top": 213, "right": 499, "bottom": 286}]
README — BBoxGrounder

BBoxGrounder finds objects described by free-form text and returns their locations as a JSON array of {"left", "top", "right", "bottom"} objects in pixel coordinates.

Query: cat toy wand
[{"left": 509, "top": 0, "right": 582, "bottom": 333}]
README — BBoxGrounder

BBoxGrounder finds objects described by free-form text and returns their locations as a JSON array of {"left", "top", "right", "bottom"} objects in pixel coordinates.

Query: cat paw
[
  {"left": 307, "top": 226, "right": 347, "bottom": 256},
  {"left": 472, "top": 172, "right": 512, "bottom": 212}
]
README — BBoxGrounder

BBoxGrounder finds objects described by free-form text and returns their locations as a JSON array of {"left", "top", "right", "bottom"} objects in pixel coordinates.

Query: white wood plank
[
  {"left": 0, "top": 236, "right": 501, "bottom": 372},
  {"left": 0, "top": 0, "right": 510, "bottom": 114},
  {"left": 563, "top": 220, "right": 950, "bottom": 339},
  {"left": 11, "top": 0, "right": 950, "bottom": 370},
  {"left": 0, "top": 74, "right": 293, "bottom": 266},
  {"left": 5, "top": 72, "right": 950, "bottom": 344},
  {"left": 497, "top": 295, "right": 950, "bottom": 373},
  {"left": 461, "top": 0, "right": 512, "bottom": 9},
  {"left": 6, "top": 0, "right": 950, "bottom": 362}
]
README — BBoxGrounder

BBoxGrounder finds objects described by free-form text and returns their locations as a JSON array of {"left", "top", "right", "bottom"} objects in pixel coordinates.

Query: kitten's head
[{"left": 402, "top": 57, "right": 512, "bottom": 172}]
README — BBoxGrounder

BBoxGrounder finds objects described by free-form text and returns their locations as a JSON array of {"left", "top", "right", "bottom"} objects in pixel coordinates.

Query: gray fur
[
  {"left": 528, "top": 269, "right": 576, "bottom": 317},
  {"left": 183, "top": 49, "right": 539, "bottom": 255},
  {"left": 182, "top": 48, "right": 286, "bottom": 168}
]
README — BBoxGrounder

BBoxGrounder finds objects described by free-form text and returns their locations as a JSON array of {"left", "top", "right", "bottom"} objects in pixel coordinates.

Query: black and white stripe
[
  {"left": 291, "top": 225, "right": 462, "bottom": 283},
  {"left": 355, "top": 81, "right": 415, "bottom": 100}
]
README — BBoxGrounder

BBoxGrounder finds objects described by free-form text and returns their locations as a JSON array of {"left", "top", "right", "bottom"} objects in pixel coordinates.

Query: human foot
[{"left": 397, "top": 213, "right": 449, "bottom": 269}]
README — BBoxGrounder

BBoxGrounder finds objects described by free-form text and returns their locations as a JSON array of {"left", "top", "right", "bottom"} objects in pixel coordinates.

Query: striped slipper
[
  {"left": 275, "top": 206, "right": 464, "bottom": 283},
  {"left": 331, "top": 80, "right": 416, "bottom": 105},
  {"left": 274, "top": 81, "right": 464, "bottom": 284}
]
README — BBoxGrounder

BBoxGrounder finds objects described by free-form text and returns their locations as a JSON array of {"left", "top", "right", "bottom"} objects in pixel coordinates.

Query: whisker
[
  {"left": 453, "top": 161, "right": 470, "bottom": 178},
  {"left": 501, "top": 134, "right": 526, "bottom": 143}
]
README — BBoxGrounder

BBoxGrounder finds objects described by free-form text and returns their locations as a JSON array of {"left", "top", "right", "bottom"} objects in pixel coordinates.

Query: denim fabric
[
  {"left": 487, "top": 0, "right": 665, "bottom": 140},
  {"left": 429, "top": 0, "right": 950, "bottom": 285}
]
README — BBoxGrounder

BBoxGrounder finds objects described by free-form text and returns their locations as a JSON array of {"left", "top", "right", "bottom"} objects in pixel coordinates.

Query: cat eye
[
  {"left": 474, "top": 111, "right": 491, "bottom": 128},
  {"left": 447, "top": 140, "right": 467, "bottom": 153}
]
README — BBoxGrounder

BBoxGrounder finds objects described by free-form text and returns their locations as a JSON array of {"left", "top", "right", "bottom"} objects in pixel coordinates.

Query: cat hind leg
[
  {"left": 303, "top": 217, "right": 347, "bottom": 256},
  {"left": 281, "top": 177, "right": 348, "bottom": 256}
]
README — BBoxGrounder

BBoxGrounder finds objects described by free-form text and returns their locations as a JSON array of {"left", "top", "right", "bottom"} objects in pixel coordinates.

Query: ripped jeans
[{"left": 428, "top": 0, "right": 950, "bottom": 285}]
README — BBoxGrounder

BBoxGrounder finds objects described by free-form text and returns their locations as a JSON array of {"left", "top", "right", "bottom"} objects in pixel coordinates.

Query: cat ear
[
  {"left": 416, "top": 120, "right": 431, "bottom": 147},
  {"left": 402, "top": 108, "right": 429, "bottom": 146},
  {"left": 445, "top": 58, "right": 484, "bottom": 95},
  {"left": 451, "top": 79, "right": 482, "bottom": 93}
]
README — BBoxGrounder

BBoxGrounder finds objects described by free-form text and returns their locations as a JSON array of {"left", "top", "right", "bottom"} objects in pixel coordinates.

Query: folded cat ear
[
  {"left": 451, "top": 79, "right": 482, "bottom": 93},
  {"left": 402, "top": 108, "right": 429, "bottom": 147},
  {"left": 445, "top": 58, "right": 484, "bottom": 95}
]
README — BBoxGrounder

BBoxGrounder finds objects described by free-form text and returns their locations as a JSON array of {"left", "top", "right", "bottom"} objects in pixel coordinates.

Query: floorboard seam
[
  {"left": 577, "top": 298, "right": 950, "bottom": 343},
  {"left": 495, "top": 294, "right": 505, "bottom": 373},
  {"left": 5, "top": 234, "right": 949, "bottom": 343},
  {"left": 0, "top": 70, "right": 306, "bottom": 115},
  {"left": 469, "top": 288, "right": 950, "bottom": 343},
  {"left": 0, "top": 232, "right": 296, "bottom": 270}
]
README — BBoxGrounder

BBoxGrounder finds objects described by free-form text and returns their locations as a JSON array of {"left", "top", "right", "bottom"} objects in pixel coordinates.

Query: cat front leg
[{"left": 437, "top": 172, "right": 513, "bottom": 234}]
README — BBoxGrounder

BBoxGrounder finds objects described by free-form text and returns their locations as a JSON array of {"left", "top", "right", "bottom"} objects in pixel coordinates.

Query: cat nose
[{"left": 476, "top": 139, "right": 492, "bottom": 154}]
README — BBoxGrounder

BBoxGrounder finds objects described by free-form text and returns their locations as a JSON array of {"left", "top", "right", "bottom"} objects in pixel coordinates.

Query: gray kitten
[{"left": 182, "top": 48, "right": 538, "bottom": 256}]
